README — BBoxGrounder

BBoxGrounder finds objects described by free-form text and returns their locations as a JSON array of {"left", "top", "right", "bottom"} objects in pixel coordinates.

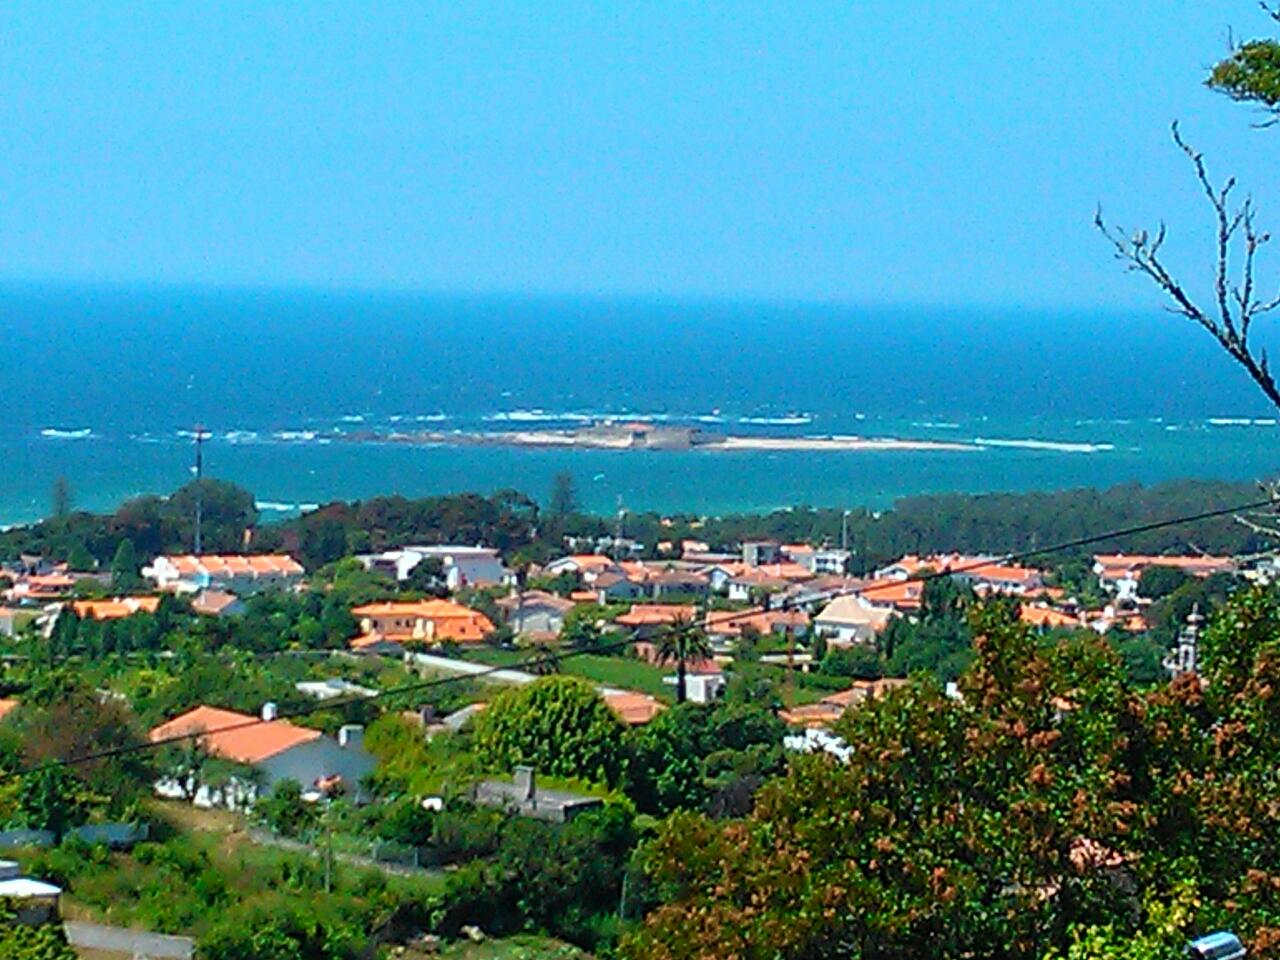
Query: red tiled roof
[
  {"left": 72, "top": 597, "right": 161, "bottom": 621},
  {"left": 616, "top": 604, "right": 698, "bottom": 627},
  {"left": 149, "top": 705, "right": 320, "bottom": 764},
  {"left": 603, "top": 691, "right": 665, "bottom": 726}
]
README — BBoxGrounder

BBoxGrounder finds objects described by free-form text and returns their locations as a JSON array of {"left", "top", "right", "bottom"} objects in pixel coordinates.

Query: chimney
[
  {"left": 513, "top": 765, "right": 536, "bottom": 802},
  {"left": 261, "top": 702, "right": 278, "bottom": 722},
  {"left": 338, "top": 724, "right": 364, "bottom": 750}
]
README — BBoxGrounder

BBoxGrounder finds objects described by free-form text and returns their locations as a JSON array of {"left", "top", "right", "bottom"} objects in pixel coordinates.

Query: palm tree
[{"left": 654, "top": 618, "right": 713, "bottom": 704}]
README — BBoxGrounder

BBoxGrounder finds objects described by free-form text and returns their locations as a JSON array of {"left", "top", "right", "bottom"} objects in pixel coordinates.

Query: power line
[{"left": 20, "top": 492, "right": 1276, "bottom": 774}]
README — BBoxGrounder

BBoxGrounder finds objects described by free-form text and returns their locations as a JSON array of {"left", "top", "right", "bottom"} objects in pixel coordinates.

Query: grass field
[{"left": 458, "top": 646, "right": 675, "bottom": 700}]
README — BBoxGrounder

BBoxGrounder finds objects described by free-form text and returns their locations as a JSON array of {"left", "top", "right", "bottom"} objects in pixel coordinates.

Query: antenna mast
[{"left": 193, "top": 425, "right": 205, "bottom": 554}]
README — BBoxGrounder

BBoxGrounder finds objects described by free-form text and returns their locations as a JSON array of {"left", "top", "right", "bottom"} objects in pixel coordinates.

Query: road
[{"left": 65, "top": 920, "right": 194, "bottom": 959}]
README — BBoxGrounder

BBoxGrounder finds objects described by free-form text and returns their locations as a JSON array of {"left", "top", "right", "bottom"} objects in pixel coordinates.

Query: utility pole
[
  {"left": 841, "top": 509, "right": 850, "bottom": 552},
  {"left": 193, "top": 425, "right": 205, "bottom": 554}
]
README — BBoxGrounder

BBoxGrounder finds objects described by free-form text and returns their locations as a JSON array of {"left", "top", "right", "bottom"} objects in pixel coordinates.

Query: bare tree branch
[{"left": 1096, "top": 123, "right": 1280, "bottom": 412}]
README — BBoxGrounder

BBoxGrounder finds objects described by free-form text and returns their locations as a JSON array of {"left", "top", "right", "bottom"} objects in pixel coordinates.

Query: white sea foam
[
  {"left": 414, "top": 414, "right": 448, "bottom": 422},
  {"left": 973, "top": 437, "right": 1115, "bottom": 454},
  {"left": 339, "top": 415, "right": 365, "bottom": 423},
  {"left": 223, "top": 430, "right": 260, "bottom": 443},
  {"left": 738, "top": 415, "right": 813, "bottom": 426},
  {"left": 41, "top": 427, "right": 94, "bottom": 439},
  {"left": 273, "top": 430, "right": 319, "bottom": 442},
  {"left": 256, "top": 500, "right": 321, "bottom": 513},
  {"left": 911, "top": 421, "right": 960, "bottom": 429},
  {"left": 1207, "top": 417, "right": 1254, "bottom": 426}
]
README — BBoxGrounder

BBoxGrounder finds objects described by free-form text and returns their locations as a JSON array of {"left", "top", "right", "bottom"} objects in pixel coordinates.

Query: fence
[{"left": 0, "top": 821, "right": 149, "bottom": 850}]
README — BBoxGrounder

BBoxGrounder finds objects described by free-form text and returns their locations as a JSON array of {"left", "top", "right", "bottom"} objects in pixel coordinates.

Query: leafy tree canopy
[{"left": 471, "top": 676, "right": 628, "bottom": 785}]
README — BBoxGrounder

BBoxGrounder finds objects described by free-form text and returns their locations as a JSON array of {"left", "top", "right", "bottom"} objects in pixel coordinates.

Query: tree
[
  {"left": 110, "top": 538, "right": 144, "bottom": 591},
  {"left": 1136, "top": 564, "right": 1191, "bottom": 600},
  {"left": 0, "top": 900, "right": 78, "bottom": 960},
  {"left": 1207, "top": 5, "right": 1280, "bottom": 120},
  {"left": 15, "top": 765, "right": 89, "bottom": 839},
  {"left": 471, "top": 676, "right": 628, "bottom": 785},
  {"left": 65, "top": 541, "right": 95, "bottom": 572},
  {"left": 653, "top": 619, "right": 713, "bottom": 704},
  {"left": 1098, "top": 7, "right": 1280, "bottom": 415},
  {"left": 549, "top": 472, "right": 578, "bottom": 519},
  {"left": 622, "top": 589, "right": 1280, "bottom": 959},
  {"left": 50, "top": 476, "right": 72, "bottom": 520},
  {"left": 626, "top": 701, "right": 786, "bottom": 817},
  {"left": 256, "top": 779, "right": 317, "bottom": 838}
]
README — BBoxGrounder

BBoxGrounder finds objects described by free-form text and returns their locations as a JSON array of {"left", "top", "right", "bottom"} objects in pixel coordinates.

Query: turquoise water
[{"left": 5, "top": 284, "right": 1280, "bottom": 523}]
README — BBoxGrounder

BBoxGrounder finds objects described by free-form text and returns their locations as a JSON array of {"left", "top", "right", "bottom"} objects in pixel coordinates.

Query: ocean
[{"left": 4, "top": 283, "right": 1280, "bottom": 525}]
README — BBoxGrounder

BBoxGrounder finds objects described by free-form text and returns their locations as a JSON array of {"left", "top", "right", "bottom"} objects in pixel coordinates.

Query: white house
[
  {"left": 361, "top": 545, "right": 511, "bottom": 590},
  {"left": 149, "top": 704, "right": 375, "bottom": 809},
  {"left": 813, "top": 594, "right": 895, "bottom": 646},
  {"left": 143, "top": 554, "right": 305, "bottom": 596}
]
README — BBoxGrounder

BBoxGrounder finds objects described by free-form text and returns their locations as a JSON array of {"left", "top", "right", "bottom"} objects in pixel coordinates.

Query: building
[
  {"left": 191, "top": 589, "right": 246, "bottom": 617},
  {"left": 646, "top": 569, "right": 711, "bottom": 600},
  {"left": 543, "top": 555, "right": 619, "bottom": 580},
  {"left": 150, "top": 704, "right": 375, "bottom": 808},
  {"left": 0, "top": 861, "right": 61, "bottom": 925},
  {"left": 602, "top": 690, "right": 665, "bottom": 726},
  {"left": 856, "top": 578, "right": 925, "bottom": 612},
  {"left": 350, "top": 599, "right": 495, "bottom": 650},
  {"left": 813, "top": 594, "right": 895, "bottom": 645},
  {"left": 1093, "top": 553, "right": 1237, "bottom": 600},
  {"left": 1020, "top": 604, "right": 1081, "bottom": 631},
  {"left": 496, "top": 590, "right": 576, "bottom": 635},
  {"left": 0, "top": 607, "right": 17, "bottom": 637},
  {"left": 143, "top": 554, "right": 305, "bottom": 595},
  {"left": 726, "top": 569, "right": 791, "bottom": 604},
  {"left": 615, "top": 604, "right": 698, "bottom": 636},
  {"left": 741, "top": 540, "right": 783, "bottom": 567},
  {"left": 589, "top": 572, "right": 647, "bottom": 603},
  {"left": 5, "top": 572, "right": 77, "bottom": 604},
  {"left": 360, "top": 545, "right": 511, "bottom": 590},
  {"left": 780, "top": 678, "right": 909, "bottom": 728},
  {"left": 783, "top": 544, "right": 852, "bottom": 575},
  {"left": 71, "top": 596, "right": 161, "bottom": 621},
  {"left": 475, "top": 766, "right": 603, "bottom": 823},
  {"left": 704, "top": 607, "right": 809, "bottom": 641},
  {"left": 877, "top": 554, "right": 1044, "bottom": 595}
]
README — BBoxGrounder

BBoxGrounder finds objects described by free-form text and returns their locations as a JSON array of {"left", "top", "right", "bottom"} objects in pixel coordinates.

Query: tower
[
  {"left": 1164, "top": 604, "right": 1204, "bottom": 679},
  {"left": 193, "top": 426, "right": 205, "bottom": 554}
]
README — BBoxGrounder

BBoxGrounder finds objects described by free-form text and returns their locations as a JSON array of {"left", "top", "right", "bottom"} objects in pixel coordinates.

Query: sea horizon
[{"left": 6, "top": 282, "right": 1280, "bottom": 526}]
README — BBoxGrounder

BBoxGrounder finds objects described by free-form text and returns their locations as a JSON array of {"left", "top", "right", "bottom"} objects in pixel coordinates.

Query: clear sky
[{"left": 0, "top": 1, "right": 1276, "bottom": 307}]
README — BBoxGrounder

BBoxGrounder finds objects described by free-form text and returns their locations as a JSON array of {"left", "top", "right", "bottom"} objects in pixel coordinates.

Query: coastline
[{"left": 341, "top": 428, "right": 977, "bottom": 454}]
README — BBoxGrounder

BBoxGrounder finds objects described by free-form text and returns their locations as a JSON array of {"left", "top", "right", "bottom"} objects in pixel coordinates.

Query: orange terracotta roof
[
  {"left": 164, "top": 554, "right": 304, "bottom": 577},
  {"left": 350, "top": 599, "right": 495, "bottom": 642},
  {"left": 821, "top": 678, "right": 909, "bottom": 708},
  {"left": 0, "top": 698, "right": 18, "bottom": 723},
  {"left": 856, "top": 578, "right": 924, "bottom": 610},
  {"left": 569, "top": 590, "right": 598, "bottom": 603},
  {"left": 616, "top": 604, "right": 698, "bottom": 627},
  {"left": 1020, "top": 605, "right": 1081, "bottom": 629},
  {"left": 779, "top": 702, "right": 845, "bottom": 728},
  {"left": 750, "top": 562, "right": 815, "bottom": 582},
  {"left": 603, "top": 691, "right": 665, "bottom": 726},
  {"left": 558, "top": 555, "right": 616, "bottom": 571},
  {"left": 705, "top": 606, "right": 810, "bottom": 637},
  {"left": 149, "top": 705, "right": 320, "bottom": 764},
  {"left": 72, "top": 597, "right": 161, "bottom": 621},
  {"left": 1094, "top": 554, "right": 1235, "bottom": 576}
]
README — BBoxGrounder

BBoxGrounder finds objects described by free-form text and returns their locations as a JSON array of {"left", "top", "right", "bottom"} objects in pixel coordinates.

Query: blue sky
[{"left": 0, "top": 1, "right": 1275, "bottom": 307}]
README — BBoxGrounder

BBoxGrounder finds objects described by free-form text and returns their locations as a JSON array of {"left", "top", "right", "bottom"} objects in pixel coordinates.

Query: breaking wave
[
  {"left": 40, "top": 427, "right": 94, "bottom": 440},
  {"left": 973, "top": 437, "right": 1116, "bottom": 454}
]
